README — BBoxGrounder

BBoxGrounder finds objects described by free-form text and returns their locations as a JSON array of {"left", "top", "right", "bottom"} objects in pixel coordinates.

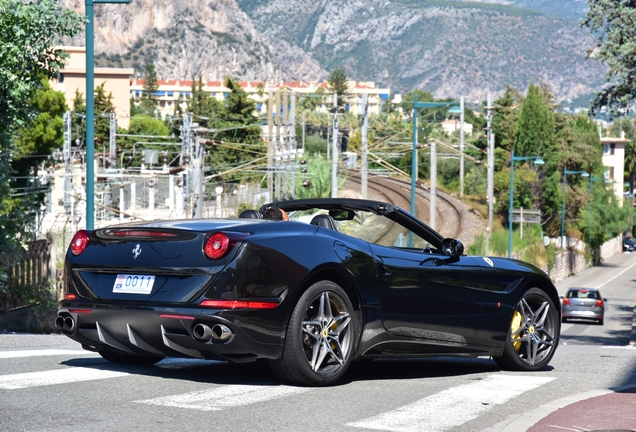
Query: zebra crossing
[{"left": 0, "top": 348, "right": 555, "bottom": 431}]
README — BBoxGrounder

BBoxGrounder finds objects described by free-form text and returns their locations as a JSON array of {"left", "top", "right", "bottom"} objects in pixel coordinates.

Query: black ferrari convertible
[{"left": 58, "top": 198, "right": 560, "bottom": 386}]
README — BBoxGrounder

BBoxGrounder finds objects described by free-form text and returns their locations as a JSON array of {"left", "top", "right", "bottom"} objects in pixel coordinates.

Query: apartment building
[
  {"left": 601, "top": 133, "right": 628, "bottom": 202},
  {"left": 52, "top": 47, "right": 134, "bottom": 129},
  {"left": 129, "top": 79, "right": 391, "bottom": 119}
]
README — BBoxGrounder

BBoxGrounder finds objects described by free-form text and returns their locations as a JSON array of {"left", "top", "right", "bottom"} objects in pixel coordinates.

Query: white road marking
[
  {"left": 347, "top": 374, "right": 555, "bottom": 432},
  {"left": 0, "top": 349, "right": 97, "bottom": 359},
  {"left": 135, "top": 384, "right": 310, "bottom": 411},
  {"left": 596, "top": 259, "right": 636, "bottom": 289},
  {"left": 0, "top": 367, "right": 130, "bottom": 389}
]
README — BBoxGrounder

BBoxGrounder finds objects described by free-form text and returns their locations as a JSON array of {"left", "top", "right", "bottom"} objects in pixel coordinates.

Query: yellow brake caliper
[{"left": 511, "top": 311, "right": 522, "bottom": 351}]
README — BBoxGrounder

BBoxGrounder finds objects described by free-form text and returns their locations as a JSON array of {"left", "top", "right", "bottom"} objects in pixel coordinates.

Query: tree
[
  {"left": 72, "top": 89, "right": 86, "bottom": 147},
  {"left": 94, "top": 82, "right": 115, "bottom": 150},
  {"left": 188, "top": 76, "right": 224, "bottom": 128},
  {"left": 0, "top": 0, "right": 82, "bottom": 294},
  {"left": 13, "top": 79, "right": 68, "bottom": 187},
  {"left": 514, "top": 84, "right": 554, "bottom": 157},
  {"left": 208, "top": 77, "right": 263, "bottom": 182},
  {"left": 140, "top": 63, "right": 159, "bottom": 115},
  {"left": 582, "top": 2, "right": 636, "bottom": 114},
  {"left": 327, "top": 68, "right": 349, "bottom": 105}
]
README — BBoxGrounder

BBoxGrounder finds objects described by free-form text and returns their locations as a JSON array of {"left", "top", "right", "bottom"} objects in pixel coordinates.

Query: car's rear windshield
[{"left": 567, "top": 289, "right": 599, "bottom": 299}]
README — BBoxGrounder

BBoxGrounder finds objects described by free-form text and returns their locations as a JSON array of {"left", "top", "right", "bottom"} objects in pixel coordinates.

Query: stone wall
[{"left": 544, "top": 235, "right": 623, "bottom": 284}]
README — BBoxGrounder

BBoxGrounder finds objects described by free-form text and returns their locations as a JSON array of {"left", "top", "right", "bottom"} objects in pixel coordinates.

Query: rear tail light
[
  {"left": 204, "top": 233, "right": 230, "bottom": 259},
  {"left": 70, "top": 230, "right": 90, "bottom": 255},
  {"left": 596, "top": 299, "right": 603, "bottom": 307},
  {"left": 562, "top": 298, "right": 570, "bottom": 305},
  {"left": 203, "top": 232, "right": 250, "bottom": 260},
  {"left": 200, "top": 299, "right": 280, "bottom": 309},
  {"left": 64, "top": 293, "right": 76, "bottom": 301}
]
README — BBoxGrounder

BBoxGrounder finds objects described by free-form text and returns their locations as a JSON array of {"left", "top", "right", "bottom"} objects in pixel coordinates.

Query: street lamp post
[
  {"left": 508, "top": 150, "right": 544, "bottom": 257},
  {"left": 560, "top": 168, "right": 589, "bottom": 249},
  {"left": 85, "top": 0, "right": 130, "bottom": 229}
]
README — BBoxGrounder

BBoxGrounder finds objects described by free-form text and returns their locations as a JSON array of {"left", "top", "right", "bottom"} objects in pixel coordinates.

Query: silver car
[{"left": 561, "top": 287, "right": 606, "bottom": 325}]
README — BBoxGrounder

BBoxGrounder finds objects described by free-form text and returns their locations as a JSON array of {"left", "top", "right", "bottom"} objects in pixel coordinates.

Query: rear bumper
[
  {"left": 57, "top": 302, "right": 284, "bottom": 363},
  {"left": 562, "top": 307, "right": 603, "bottom": 320}
]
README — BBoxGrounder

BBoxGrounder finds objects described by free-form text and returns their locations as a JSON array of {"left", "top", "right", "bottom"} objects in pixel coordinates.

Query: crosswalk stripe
[
  {"left": 135, "top": 384, "right": 310, "bottom": 411},
  {"left": 347, "top": 374, "right": 555, "bottom": 432},
  {"left": 0, "top": 349, "right": 97, "bottom": 359},
  {"left": 0, "top": 367, "right": 130, "bottom": 389}
]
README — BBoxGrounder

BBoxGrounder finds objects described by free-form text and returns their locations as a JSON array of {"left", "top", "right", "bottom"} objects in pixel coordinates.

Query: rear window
[{"left": 567, "top": 289, "right": 599, "bottom": 299}]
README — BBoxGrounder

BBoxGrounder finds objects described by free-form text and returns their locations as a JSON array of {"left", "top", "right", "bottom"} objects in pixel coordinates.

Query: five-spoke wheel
[
  {"left": 270, "top": 281, "right": 357, "bottom": 386},
  {"left": 493, "top": 287, "right": 559, "bottom": 371}
]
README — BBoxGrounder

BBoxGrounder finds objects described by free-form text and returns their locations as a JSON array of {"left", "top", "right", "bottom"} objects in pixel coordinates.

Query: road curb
[
  {"left": 492, "top": 382, "right": 636, "bottom": 431},
  {"left": 491, "top": 389, "right": 613, "bottom": 431}
]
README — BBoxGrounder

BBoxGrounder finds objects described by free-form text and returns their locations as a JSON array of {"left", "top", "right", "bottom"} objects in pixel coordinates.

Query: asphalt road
[{"left": 1, "top": 253, "right": 635, "bottom": 432}]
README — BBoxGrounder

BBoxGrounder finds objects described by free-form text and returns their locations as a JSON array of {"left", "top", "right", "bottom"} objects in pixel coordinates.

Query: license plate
[{"left": 113, "top": 274, "right": 155, "bottom": 294}]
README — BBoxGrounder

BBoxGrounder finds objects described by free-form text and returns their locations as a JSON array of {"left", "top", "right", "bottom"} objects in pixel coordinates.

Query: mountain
[
  {"left": 238, "top": 0, "right": 606, "bottom": 104},
  {"left": 61, "top": 0, "right": 606, "bottom": 106},
  {"left": 61, "top": 0, "right": 286, "bottom": 82}
]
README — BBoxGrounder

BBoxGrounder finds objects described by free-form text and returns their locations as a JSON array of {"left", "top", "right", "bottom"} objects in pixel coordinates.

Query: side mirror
[{"left": 441, "top": 238, "right": 464, "bottom": 257}]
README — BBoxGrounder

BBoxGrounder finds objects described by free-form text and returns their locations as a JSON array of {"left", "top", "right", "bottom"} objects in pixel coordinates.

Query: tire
[
  {"left": 98, "top": 349, "right": 164, "bottom": 366},
  {"left": 493, "top": 287, "right": 560, "bottom": 371},
  {"left": 598, "top": 318, "right": 604, "bottom": 326},
  {"left": 269, "top": 281, "right": 357, "bottom": 386}
]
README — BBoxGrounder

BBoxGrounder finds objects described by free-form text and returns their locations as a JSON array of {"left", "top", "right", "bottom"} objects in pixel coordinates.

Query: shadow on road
[{"left": 60, "top": 355, "right": 539, "bottom": 387}]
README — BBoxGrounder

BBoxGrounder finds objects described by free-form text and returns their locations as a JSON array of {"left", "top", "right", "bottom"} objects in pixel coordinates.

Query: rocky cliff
[
  {"left": 61, "top": 0, "right": 285, "bottom": 82},
  {"left": 241, "top": 0, "right": 606, "bottom": 104},
  {"left": 62, "top": 0, "right": 606, "bottom": 105}
]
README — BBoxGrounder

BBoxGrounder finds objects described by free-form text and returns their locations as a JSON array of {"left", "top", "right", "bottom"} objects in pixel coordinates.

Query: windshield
[{"left": 287, "top": 208, "right": 433, "bottom": 249}]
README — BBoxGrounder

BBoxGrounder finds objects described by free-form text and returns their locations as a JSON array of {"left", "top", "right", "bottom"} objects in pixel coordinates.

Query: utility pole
[
  {"left": 326, "top": 112, "right": 330, "bottom": 160},
  {"left": 275, "top": 89, "right": 281, "bottom": 201},
  {"left": 267, "top": 84, "right": 274, "bottom": 201},
  {"left": 192, "top": 136, "right": 203, "bottom": 218},
  {"left": 360, "top": 94, "right": 369, "bottom": 199},
  {"left": 430, "top": 140, "right": 437, "bottom": 231},
  {"left": 331, "top": 92, "right": 339, "bottom": 198},
  {"left": 109, "top": 112, "right": 117, "bottom": 170},
  {"left": 459, "top": 96, "right": 465, "bottom": 197},
  {"left": 181, "top": 113, "right": 192, "bottom": 218},
  {"left": 63, "top": 111, "right": 73, "bottom": 213},
  {"left": 485, "top": 93, "right": 494, "bottom": 255},
  {"left": 282, "top": 91, "right": 289, "bottom": 199},
  {"left": 289, "top": 91, "right": 297, "bottom": 199},
  {"left": 301, "top": 110, "right": 306, "bottom": 155}
]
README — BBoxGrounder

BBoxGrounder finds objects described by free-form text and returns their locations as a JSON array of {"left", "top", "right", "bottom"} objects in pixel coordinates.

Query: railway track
[{"left": 343, "top": 171, "right": 483, "bottom": 246}]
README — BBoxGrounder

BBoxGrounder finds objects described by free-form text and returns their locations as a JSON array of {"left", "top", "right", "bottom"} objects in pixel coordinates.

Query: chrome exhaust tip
[
  {"left": 55, "top": 316, "right": 65, "bottom": 330},
  {"left": 63, "top": 316, "right": 75, "bottom": 332},
  {"left": 211, "top": 324, "right": 232, "bottom": 341},
  {"left": 193, "top": 323, "right": 214, "bottom": 341}
]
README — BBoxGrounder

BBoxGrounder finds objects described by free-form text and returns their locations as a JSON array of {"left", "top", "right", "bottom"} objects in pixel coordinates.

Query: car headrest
[
  {"left": 310, "top": 214, "right": 338, "bottom": 231},
  {"left": 239, "top": 210, "right": 263, "bottom": 219}
]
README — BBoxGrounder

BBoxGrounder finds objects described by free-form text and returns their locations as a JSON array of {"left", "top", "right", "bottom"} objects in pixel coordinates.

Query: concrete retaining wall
[{"left": 544, "top": 235, "right": 623, "bottom": 284}]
